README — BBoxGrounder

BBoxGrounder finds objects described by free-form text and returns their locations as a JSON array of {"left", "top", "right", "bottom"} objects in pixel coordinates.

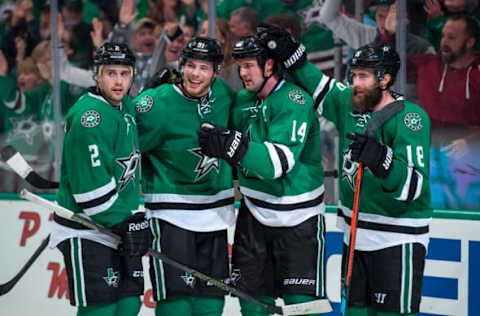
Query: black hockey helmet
[
  {"left": 350, "top": 43, "right": 400, "bottom": 88},
  {"left": 232, "top": 34, "right": 269, "bottom": 68},
  {"left": 180, "top": 37, "right": 224, "bottom": 72},
  {"left": 94, "top": 42, "right": 136, "bottom": 71}
]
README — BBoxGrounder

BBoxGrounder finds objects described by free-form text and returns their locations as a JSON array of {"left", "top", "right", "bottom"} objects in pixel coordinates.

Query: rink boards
[{"left": 0, "top": 197, "right": 479, "bottom": 316}]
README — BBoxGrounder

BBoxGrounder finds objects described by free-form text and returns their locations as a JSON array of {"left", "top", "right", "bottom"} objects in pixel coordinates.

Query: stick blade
[{"left": 282, "top": 299, "right": 333, "bottom": 315}]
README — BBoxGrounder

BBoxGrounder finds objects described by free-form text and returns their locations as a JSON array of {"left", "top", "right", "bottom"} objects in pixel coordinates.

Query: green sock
[
  {"left": 155, "top": 297, "right": 192, "bottom": 316},
  {"left": 347, "top": 306, "right": 376, "bottom": 316},
  {"left": 239, "top": 296, "right": 276, "bottom": 316},
  {"left": 191, "top": 296, "right": 224, "bottom": 316},
  {"left": 115, "top": 296, "right": 141, "bottom": 316},
  {"left": 77, "top": 303, "right": 116, "bottom": 316}
]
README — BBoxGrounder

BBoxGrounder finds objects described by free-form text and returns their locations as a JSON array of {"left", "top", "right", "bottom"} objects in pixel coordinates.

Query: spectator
[
  {"left": 1, "top": 0, "right": 39, "bottom": 72},
  {"left": 198, "top": 18, "right": 243, "bottom": 91},
  {"left": 408, "top": 13, "right": 480, "bottom": 209},
  {"left": 423, "top": 0, "right": 480, "bottom": 51},
  {"left": 0, "top": 41, "right": 84, "bottom": 193},
  {"left": 311, "top": 0, "right": 435, "bottom": 101},
  {"left": 229, "top": 7, "right": 260, "bottom": 43},
  {"left": 60, "top": 0, "right": 95, "bottom": 69},
  {"left": 144, "top": 0, "right": 196, "bottom": 28},
  {"left": 265, "top": 13, "right": 302, "bottom": 41}
]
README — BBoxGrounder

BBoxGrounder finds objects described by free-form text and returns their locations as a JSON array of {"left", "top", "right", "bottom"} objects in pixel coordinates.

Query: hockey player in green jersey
[
  {"left": 53, "top": 43, "right": 149, "bottom": 316},
  {"left": 198, "top": 34, "right": 327, "bottom": 316},
  {"left": 258, "top": 25, "right": 432, "bottom": 316},
  {"left": 133, "top": 37, "right": 236, "bottom": 316}
]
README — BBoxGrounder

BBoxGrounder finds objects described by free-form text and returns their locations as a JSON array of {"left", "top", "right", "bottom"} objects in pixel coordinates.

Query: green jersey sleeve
[{"left": 237, "top": 83, "right": 316, "bottom": 179}]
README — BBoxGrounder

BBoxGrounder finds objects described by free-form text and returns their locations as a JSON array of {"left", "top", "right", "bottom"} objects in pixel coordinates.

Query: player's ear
[{"left": 380, "top": 73, "right": 392, "bottom": 90}]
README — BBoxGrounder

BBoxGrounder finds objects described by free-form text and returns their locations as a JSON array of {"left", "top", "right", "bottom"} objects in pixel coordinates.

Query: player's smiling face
[
  {"left": 182, "top": 59, "right": 215, "bottom": 97},
  {"left": 237, "top": 57, "right": 264, "bottom": 92},
  {"left": 97, "top": 65, "right": 133, "bottom": 106}
]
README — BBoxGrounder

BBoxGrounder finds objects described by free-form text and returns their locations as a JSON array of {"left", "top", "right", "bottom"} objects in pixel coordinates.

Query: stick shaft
[
  {"left": 20, "top": 189, "right": 121, "bottom": 242},
  {"left": 0, "top": 235, "right": 50, "bottom": 295}
]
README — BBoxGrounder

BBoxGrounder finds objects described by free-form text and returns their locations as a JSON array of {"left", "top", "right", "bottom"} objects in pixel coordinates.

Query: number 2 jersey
[
  {"left": 53, "top": 90, "right": 141, "bottom": 248},
  {"left": 134, "top": 79, "right": 236, "bottom": 232},
  {"left": 291, "top": 62, "right": 432, "bottom": 251},
  {"left": 232, "top": 79, "right": 325, "bottom": 227}
]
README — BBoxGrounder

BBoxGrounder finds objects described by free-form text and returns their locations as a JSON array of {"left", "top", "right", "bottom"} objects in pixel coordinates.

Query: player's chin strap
[{"left": 20, "top": 188, "right": 332, "bottom": 315}]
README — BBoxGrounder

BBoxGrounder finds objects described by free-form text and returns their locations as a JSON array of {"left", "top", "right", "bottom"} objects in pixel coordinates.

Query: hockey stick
[
  {"left": 20, "top": 189, "right": 121, "bottom": 243},
  {"left": 0, "top": 234, "right": 50, "bottom": 296},
  {"left": 20, "top": 189, "right": 332, "bottom": 315},
  {"left": 1, "top": 145, "right": 59, "bottom": 189},
  {"left": 149, "top": 249, "right": 332, "bottom": 315},
  {"left": 340, "top": 100, "right": 405, "bottom": 315}
]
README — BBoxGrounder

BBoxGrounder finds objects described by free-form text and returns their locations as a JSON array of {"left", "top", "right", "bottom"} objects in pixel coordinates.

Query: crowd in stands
[{"left": 0, "top": 0, "right": 479, "bottom": 210}]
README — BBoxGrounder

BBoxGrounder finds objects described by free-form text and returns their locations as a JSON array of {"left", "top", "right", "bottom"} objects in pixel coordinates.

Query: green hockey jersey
[
  {"left": 134, "top": 79, "right": 236, "bottom": 232},
  {"left": 292, "top": 62, "right": 432, "bottom": 250},
  {"left": 56, "top": 91, "right": 141, "bottom": 234},
  {"left": 232, "top": 79, "right": 325, "bottom": 227}
]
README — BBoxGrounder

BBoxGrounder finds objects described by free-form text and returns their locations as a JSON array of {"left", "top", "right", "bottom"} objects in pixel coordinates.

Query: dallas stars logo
[
  {"left": 181, "top": 272, "right": 195, "bottom": 288},
  {"left": 350, "top": 112, "right": 371, "bottom": 128},
  {"left": 7, "top": 114, "right": 39, "bottom": 145},
  {"left": 189, "top": 148, "right": 219, "bottom": 181},
  {"left": 342, "top": 149, "right": 359, "bottom": 190},
  {"left": 116, "top": 150, "right": 141, "bottom": 191},
  {"left": 103, "top": 268, "right": 120, "bottom": 287}
]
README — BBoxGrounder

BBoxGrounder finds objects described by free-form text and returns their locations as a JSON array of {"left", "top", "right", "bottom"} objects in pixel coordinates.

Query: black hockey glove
[
  {"left": 197, "top": 123, "right": 249, "bottom": 166},
  {"left": 142, "top": 68, "right": 180, "bottom": 92},
  {"left": 256, "top": 23, "right": 307, "bottom": 70},
  {"left": 113, "top": 213, "right": 151, "bottom": 257},
  {"left": 347, "top": 133, "right": 393, "bottom": 178}
]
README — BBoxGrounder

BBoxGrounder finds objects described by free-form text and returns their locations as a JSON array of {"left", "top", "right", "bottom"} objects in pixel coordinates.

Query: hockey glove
[
  {"left": 142, "top": 68, "right": 180, "bottom": 92},
  {"left": 347, "top": 133, "right": 393, "bottom": 178},
  {"left": 197, "top": 123, "right": 249, "bottom": 166},
  {"left": 256, "top": 23, "right": 307, "bottom": 70},
  {"left": 113, "top": 213, "right": 151, "bottom": 257}
]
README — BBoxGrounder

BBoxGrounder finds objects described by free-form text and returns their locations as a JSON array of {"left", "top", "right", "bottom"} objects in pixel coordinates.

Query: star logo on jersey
[
  {"left": 189, "top": 148, "right": 220, "bottom": 181},
  {"left": 342, "top": 149, "right": 359, "bottom": 190},
  {"left": 116, "top": 150, "right": 141, "bottom": 191},
  {"left": 81, "top": 110, "right": 101, "bottom": 128},
  {"left": 103, "top": 268, "right": 120, "bottom": 287},
  {"left": 299, "top": 0, "right": 325, "bottom": 28},
  {"left": 135, "top": 95, "right": 153, "bottom": 113},
  {"left": 181, "top": 272, "right": 195, "bottom": 288},
  {"left": 404, "top": 112, "right": 423, "bottom": 131},
  {"left": 288, "top": 89, "right": 306, "bottom": 105},
  {"left": 349, "top": 112, "right": 371, "bottom": 128},
  {"left": 7, "top": 114, "right": 39, "bottom": 145}
]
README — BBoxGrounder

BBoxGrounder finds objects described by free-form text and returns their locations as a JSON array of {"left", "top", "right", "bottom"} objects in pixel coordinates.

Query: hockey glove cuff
[
  {"left": 347, "top": 133, "right": 393, "bottom": 178},
  {"left": 113, "top": 213, "right": 151, "bottom": 257},
  {"left": 197, "top": 123, "right": 249, "bottom": 166},
  {"left": 256, "top": 23, "right": 307, "bottom": 70}
]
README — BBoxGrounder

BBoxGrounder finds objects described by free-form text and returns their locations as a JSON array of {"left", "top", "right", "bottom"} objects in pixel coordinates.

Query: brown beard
[{"left": 351, "top": 85, "right": 383, "bottom": 113}]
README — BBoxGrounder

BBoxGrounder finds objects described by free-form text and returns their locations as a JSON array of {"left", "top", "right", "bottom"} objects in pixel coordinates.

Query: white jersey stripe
[
  {"left": 73, "top": 177, "right": 116, "bottom": 203},
  {"left": 265, "top": 142, "right": 282, "bottom": 178},
  {"left": 396, "top": 167, "right": 413, "bottom": 201},
  {"left": 82, "top": 193, "right": 118, "bottom": 216},
  {"left": 274, "top": 143, "right": 295, "bottom": 173}
]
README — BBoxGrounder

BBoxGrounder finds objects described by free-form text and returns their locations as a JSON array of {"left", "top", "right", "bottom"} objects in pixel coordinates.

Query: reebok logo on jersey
[
  {"left": 283, "top": 278, "right": 315, "bottom": 286},
  {"left": 227, "top": 131, "right": 242, "bottom": 158},
  {"left": 128, "top": 220, "right": 149, "bottom": 232}
]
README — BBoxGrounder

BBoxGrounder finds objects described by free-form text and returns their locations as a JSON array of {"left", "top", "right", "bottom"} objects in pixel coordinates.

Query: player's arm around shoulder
[
  {"left": 380, "top": 101, "right": 432, "bottom": 203},
  {"left": 132, "top": 84, "right": 169, "bottom": 152}
]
